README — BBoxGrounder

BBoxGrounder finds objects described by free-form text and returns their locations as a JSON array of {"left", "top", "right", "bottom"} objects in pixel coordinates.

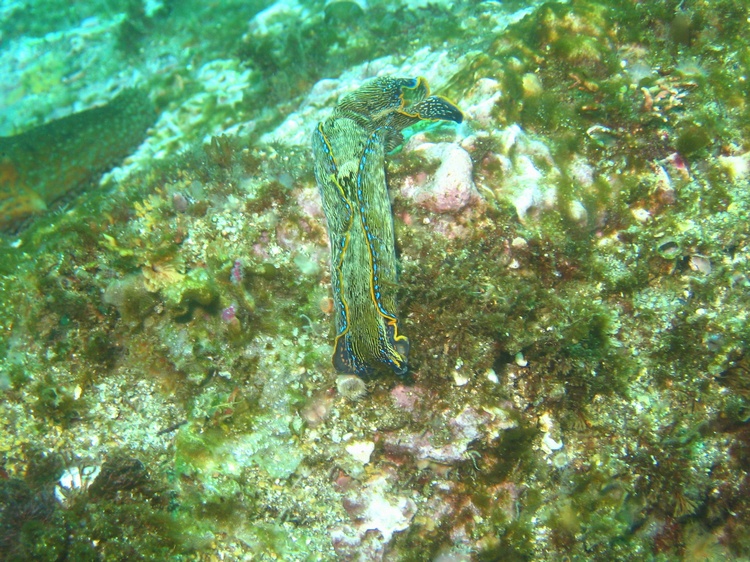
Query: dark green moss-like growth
[
  {"left": 117, "top": 0, "right": 153, "bottom": 56},
  {"left": 478, "top": 517, "right": 536, "bottom": 562},
  {"left": 0, "top": 452, "right": 199, "bottom": 562},
  {"left": 238, "top": 3, "right": 464, "bottom": 107},
  {"left": 30, "top": 376, "right": 87, "bottom": 428},
  {"left": 0, "top": 477, "right": 57, "bottom": 562},
  {"left": 485, "top": 0, "right": 748, "bottom": 179},
  {"left": 103, "top": 275, "right": 158, "bottom": 325},
  {"left": 203, "top": 134, "right": 236, "bottom": 170}
]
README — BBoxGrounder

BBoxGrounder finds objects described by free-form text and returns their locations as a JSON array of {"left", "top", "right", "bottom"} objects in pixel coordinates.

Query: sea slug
[
  {"left": 0, "top": 89, "right": 154, "bottom": 234},
  {"left": 313, "top": 76, "right": 463, "bottom": 376}
]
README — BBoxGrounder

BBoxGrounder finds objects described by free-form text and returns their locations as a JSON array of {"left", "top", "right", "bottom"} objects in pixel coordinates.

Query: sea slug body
[
  {"left": 0, "top": 89, "right": 153, "bottom": 233},
  {"left": 312, "top": 76, "right": 463, "bottom": 377}
]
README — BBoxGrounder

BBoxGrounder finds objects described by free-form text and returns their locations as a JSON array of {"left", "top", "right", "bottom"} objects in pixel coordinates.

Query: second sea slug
[
  {"left": 0, "top": 89, "right": 154, "bottom": 234},
  {"left": 312, "top": 76, "right": 463, "bottom": 377}
]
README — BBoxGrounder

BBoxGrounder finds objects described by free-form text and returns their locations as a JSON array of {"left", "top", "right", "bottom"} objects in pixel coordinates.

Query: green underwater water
[{"left": 1, "top": 0, "right": 750, "bottom": 560}]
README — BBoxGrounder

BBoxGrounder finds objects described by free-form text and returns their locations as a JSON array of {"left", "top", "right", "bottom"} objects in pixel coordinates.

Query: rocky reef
[{"left": 1, "top": 0, "right": 750, "bottom": 560}]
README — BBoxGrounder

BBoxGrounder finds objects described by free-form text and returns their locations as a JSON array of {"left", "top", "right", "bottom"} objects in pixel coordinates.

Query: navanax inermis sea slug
[
  {"left": 313, "top": 76, "right": 463, "bottom": 377},
  {"left": 0, "top": 89, "right": 154, "bottom": 234}
]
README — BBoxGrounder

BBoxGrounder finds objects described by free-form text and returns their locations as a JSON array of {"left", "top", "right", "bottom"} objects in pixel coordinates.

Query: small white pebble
[
  {"left": 689, "top": 255, "right": 711, "bottom": 274},
  {"left": 569, "top": 200, "right": 588, "bottom": 223},
  {"left": 515, "top": 352, "right": 528, "bottom": 367},
  {"left": 543, "top": 432, "right": 564, "bottom": 451},
  {"left": 453, "top": 371, "right": 470, "bottom": 386},
  {"left": 345, "top": 441, "right": 375, "bottom": 464},
  {"left": 631, "top": 207, "right": 651, "bottom": 223}
]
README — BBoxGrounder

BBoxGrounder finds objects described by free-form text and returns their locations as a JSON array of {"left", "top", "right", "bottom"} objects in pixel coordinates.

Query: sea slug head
[{"left": 407, "top": 95, "right": 464, "bottom": 124}]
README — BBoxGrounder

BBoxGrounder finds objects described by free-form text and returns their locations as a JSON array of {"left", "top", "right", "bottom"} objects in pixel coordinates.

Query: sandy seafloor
[{"left": 2, "top": 0, "right": 750, "bottom": 560}]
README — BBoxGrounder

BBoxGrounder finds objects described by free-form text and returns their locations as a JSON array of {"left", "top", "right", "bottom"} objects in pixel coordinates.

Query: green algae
[
  {"left": 1, "top": 0, "right": 750, "bottom": 559},
  {"left": 0, "top": 452, "right": 201, "bottom": 561},
  {"left": 162, "top": 267, "right": 220, "bottom": 319}
]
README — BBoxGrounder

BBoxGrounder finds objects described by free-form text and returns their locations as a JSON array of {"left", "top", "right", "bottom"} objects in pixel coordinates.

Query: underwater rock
[
  {"left": 401, "top": 142, "right": 480, "bottom": 214},
  {"left": 245, "top": 0, "right": 305, "bottom": 38},
  {"left": 103, "top": 274, "right": 158, "bottom": 324},
  {"left": 383, "top": 405, "right": 513, "bottom": 465},
  {"left": 332, "top": 470, "right": 417, "bottom": 559},
  {"left": 718, "top": 151, "right": 750, "bottom": 181},
  {"left": 324, "top": 0, "right": 367, "bottom": 23},
  {"left": 5, "top": 0, "right": 750, "bottom": 558},
  {"left": 161, "top": 267, "right": 220, "bottom": 318},
  {"left": 344, "top": 440, "right": 375, "bottom": 465},
  {"left": 0, "top": 89, "right": 154, "bottom": 233},
  {"left": 473, "top": 124, "right": 598, "bottom": 224},
  {"left": 480, "top": 124, "right": 559, "bottom": 220},
  {"left": 462, "top": 78, "right": 503, "bottom": 129}
]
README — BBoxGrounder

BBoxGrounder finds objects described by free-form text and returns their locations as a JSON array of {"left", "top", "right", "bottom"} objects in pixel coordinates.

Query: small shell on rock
[
  {"left": 55, "top": 465, "right": 101, "bottom": 506},
  {"left": 568, "top": 200, "right": 588, "bottom": 223},
  {"left": 586, "top": 124, "right": 617, "bottom": 148},
  {"left": 522, "top": 73, "right": 543, "bottom": 98},
  {"left": 631, "top": 207, "right": 651, "bottom": 223},
  {"left": 657, "top": 238, "right": 681, "bottom": 260},
  {"left": 453, "top": 371, "right": 470, "bottom": 386},
  {"left": 542, "top": 432, "right": 564, "bottom": 452},
  {"left": 689, "top": 254, "right": 711, "bottom": 274},
  {"left": 172, "top": 192, "right": 189, "bottom": 213},
  {"left": 336, "top": 375, "right": 367, "bottom": 401}
]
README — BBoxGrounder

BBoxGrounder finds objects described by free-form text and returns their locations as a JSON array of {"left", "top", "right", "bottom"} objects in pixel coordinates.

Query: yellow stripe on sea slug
[{"left": 312, "top": 76, "right": 463, "bottom": 377}]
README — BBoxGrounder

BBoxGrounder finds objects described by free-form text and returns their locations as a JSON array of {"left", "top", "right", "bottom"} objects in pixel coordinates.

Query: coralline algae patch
[
  {"left": 1, "top": 0, "right": 750, "bottom": 560},
  {"left": 103, "top": 58, "right": 258, "bottom": 186}
]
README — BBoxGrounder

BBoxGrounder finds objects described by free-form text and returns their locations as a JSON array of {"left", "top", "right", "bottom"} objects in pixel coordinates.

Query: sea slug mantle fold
[{"left": 312, "top": 76, "right": 463, "bottom": 377}]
